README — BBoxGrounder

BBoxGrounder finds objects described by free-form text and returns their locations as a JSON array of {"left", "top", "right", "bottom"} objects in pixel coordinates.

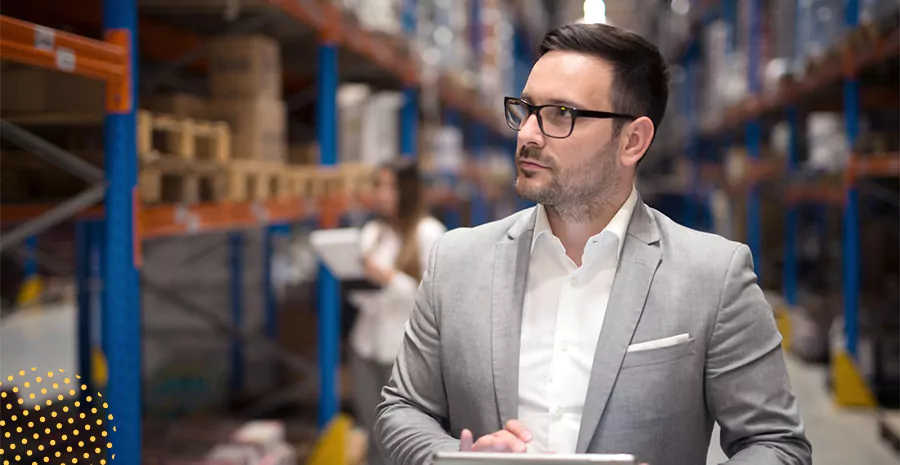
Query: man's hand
[{"left": 459, "top": 420, "right": 533, "bottom": 453}]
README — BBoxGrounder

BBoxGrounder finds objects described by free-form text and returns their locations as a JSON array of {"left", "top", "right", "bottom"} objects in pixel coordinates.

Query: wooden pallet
[
  {"left": 138, "top": 110, "right": 231, "bottom": 163},
  {"left": 227, "top": 160, "right": 295, "bottom": 202},
  {"left": 139, "top": 157, "right": 228, "bottom": 205}
]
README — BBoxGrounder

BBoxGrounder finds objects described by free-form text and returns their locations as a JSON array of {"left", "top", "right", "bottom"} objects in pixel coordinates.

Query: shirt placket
[{"left": 547, "top": 238, "right": 580, "bottom": 453}]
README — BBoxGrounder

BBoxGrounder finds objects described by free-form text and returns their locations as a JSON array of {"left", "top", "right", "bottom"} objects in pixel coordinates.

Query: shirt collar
[{"left": 531, "top": 186, "right": 639, "bottom": 260}]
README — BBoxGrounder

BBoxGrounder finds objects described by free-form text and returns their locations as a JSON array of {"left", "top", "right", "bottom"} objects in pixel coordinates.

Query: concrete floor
[{"left": 707, "top": 353, "right": 899, "bottom": 465}]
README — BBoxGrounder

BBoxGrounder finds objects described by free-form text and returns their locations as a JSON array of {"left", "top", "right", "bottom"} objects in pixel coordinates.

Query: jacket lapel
[
  {"left": 491, "top": 207, "right": 537, "bottom": 427},
  {"left": 576, "top": 199, "right": 662, "bottom": 452}
]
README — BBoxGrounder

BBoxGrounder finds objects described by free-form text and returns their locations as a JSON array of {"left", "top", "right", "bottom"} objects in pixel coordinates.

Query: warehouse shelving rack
[
  {"left": 670, "top": 0, "right": 899, "bottom": 426},
  {"left": 0, "top": 0, "right": 537, "bottom": 461}
]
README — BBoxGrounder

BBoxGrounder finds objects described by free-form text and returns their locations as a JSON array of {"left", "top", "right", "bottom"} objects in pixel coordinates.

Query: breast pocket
[{"left": 621, "top": 336, "right": 696, "bottom": 369}]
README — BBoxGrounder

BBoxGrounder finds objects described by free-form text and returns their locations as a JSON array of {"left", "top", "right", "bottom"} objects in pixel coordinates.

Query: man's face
[{"left": 514, "top": 50, "right": 624, "bottom": 219}]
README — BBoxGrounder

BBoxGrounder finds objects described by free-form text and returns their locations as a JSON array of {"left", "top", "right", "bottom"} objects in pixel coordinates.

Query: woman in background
[{"left": 349, "top": 158, "right": 446, "bottom": 465}]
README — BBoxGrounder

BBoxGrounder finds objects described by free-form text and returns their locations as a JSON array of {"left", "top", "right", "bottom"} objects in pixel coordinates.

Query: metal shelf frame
[
  {"left": 0, "top": 0, "right": 538, "bottom": 459},
  {"left": 676, "top": 0, "right": 899, "bottom": 412}
]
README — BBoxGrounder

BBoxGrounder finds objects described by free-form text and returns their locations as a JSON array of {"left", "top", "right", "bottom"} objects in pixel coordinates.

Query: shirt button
[
  {"left": 571, "top": 275, "right": 579, "bottom": 284},
  {"left": 553, "top": 407, "right": 563, "bottom": 418},
  {"left": 560, "top": 341, "right": 569, "bottom": 352}
]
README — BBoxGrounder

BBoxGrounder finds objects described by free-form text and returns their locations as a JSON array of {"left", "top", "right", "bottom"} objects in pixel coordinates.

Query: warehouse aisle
[{"left": 707, "top": 353, "right": 898, "bottom": 464}]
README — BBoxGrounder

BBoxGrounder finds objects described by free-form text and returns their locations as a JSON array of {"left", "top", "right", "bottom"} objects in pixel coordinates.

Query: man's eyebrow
[
  {"left": 519, "top": 94, "right": 584, "bottom": 109},
  {"left": 545, "top": 98, "right": 583, "bottom": 108}
]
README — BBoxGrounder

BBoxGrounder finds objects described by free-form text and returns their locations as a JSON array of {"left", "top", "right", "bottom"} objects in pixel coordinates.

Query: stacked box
[
  {"left": 415, "top": 0, "right": 476, "bottom": 84},
  {"left": 356, "top": 0, "right": 402, "bottom": 35},
  {"left": 338, "top": 84, "right": 370, "bottom": 164},
  {"left": 860, "top": 0, "right": 899, "bottom": 26},
  {"left": 1, "top": 66, "right": 105, "bottom": 115},
  {"left": 205, "top": 35, "right": 287, "bottom": 163},
  {"left": 361, "top": 91, "right": 403, "bottom": 164},
  {"left": 142, "top": 93, "right": 208, "bottom": 119},
  {"left": 477, "top": 0, "right": 514, "bottom": 113},
  {"left": 207, "top": 99, "right": 287, "bottom": 164},
  {"left": 288, "top": 143, "right": 319, "bottom": 165}
]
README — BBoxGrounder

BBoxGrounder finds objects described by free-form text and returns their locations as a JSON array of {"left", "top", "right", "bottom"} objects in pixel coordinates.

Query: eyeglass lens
[{"left": 505, "top": 100, "right": 574, "bottom": 138}]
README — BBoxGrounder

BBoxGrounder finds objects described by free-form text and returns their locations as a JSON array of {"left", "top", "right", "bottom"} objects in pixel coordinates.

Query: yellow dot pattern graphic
[{"left": 0, "top": 367, "right": 116, "bottom": 463}]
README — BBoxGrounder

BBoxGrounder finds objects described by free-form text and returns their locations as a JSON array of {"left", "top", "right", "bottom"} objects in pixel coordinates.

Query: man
[{"left": 374, "top": 23, "right": 811, "bottom": 465}]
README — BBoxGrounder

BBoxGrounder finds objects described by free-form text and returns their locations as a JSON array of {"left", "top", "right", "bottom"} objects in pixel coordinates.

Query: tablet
[
  {"left": 309, "top": 227, "right": 365, "bottom": 280},
  {"left": 433, "top": 452, "right": 635, "bottom": 465}
]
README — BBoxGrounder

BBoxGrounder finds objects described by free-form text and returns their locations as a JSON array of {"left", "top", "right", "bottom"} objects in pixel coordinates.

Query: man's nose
[{"left": 518, "top": 113, "right": 546, "bottom": 147}]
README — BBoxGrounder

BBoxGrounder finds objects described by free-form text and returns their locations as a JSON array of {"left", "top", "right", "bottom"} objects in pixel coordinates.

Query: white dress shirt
[
  {"left": 517, "top": 187, "right": 638, "bottom": 454},
  {"left": 349, "top": 216, "right": 446, "bottom": 364}
]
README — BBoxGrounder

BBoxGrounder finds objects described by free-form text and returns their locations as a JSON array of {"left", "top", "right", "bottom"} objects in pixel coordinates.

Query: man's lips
[{"left": 519, "top": 160, "right": 548, "bottom": 170}]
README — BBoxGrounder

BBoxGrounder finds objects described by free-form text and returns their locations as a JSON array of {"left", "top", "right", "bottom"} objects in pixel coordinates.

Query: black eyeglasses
[{"left": 504, "top": 97, "right": 636, "bottom": 139}]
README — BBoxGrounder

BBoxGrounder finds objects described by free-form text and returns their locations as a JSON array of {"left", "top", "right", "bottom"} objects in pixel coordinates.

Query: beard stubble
[{"left": 514, "top": 141, "right": 621, "bottom": 222}]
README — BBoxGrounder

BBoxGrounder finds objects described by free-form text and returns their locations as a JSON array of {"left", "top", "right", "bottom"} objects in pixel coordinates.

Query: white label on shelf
[
  {"left": 34, "top": 26, "right": 55, "bottom": 51},
  {"left": 55, "top": 47, "right": 76, "bottom": 72},
  {"left": 174, "top": 206, "right": 201, "bottom": 234},
  {"left": 251, "top": 203, "right": 269, "bottom": 223},
  {"left": 304, "top": 199, "right": 318, "bottom": 216}
]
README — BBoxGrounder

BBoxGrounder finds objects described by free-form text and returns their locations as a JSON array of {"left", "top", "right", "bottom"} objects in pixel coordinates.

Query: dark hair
[
  {"left": 539, "top": 23, "right": 669, "bottom": 135},
  {"left": 378, "top": 158, "right": 426, "bottom": 279}
]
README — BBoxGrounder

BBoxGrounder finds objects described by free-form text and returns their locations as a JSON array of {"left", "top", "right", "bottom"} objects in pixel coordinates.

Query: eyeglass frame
[{"left": 503, "top": 96, "right": 637, "bottom": 139}]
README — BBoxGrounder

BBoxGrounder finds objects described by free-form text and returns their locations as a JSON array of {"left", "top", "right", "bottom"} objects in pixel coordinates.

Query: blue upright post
[
  {"left": 512, "top": 24, "right": 535, "bottom": 212},
  {"left": 723, "top": 0, "right": 737, "bottom": 53},
  {"left": 102, "top": 0, "right": 139, "bottom": 460},
  {"left": 317, "top": 35, "right": 341, "bottom": 430},
  {"left": 468, "top": 0, "right": 489, "bottom": 226},
  {"left": 745, "top": 0, "right": 763, "bottom": 276},
  {"left": 842, "top": 0, "right": 860, "bottom": 357},
  {"left": 684, "top": 45, "right": 698, "bottom": 229},
  {"left": 230, "top": 232, "right": 244, "bottom": 395},
  {"left": 469, "top": 123, "right": 489, "bottom": 226},
  {"left": 400, "top": 0, "right": 418, "bottom": 159},
  {"left": 401, "top": 91, "right": 418, "bottom": 159},
  {"left": 89, "top": 221, "right": 105, "bottom": 389},
  {"left": 263, "top": 226, "right": 275, "bottom": 342},
  {"left": 264, "top": 223, "right": 292, "bottom": 341},
  {"left": 443, "top": 109, "right": 463, "bottom": 229},
  {"left": 22, "top": 235, "right": 38, "bottom": 294},
  {"left": 784, "top": 106, "right": 800, "bottom": 307},
  {"left": 76, "top": 221, "right": 92, "bottom": 392}
]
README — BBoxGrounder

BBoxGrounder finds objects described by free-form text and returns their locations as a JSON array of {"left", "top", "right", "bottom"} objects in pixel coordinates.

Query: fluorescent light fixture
[{"left": 578, "top": 0, "right": 607, "bottom": 24}]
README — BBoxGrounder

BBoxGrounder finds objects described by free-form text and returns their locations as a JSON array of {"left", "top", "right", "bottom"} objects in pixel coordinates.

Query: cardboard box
[
  {"left": 208, "top": 35, "right": 282, "bottom": 100},
  {"left": 288, "top": 143, "right": 319, "bottom": 165},
  {"left": 142, "top": 93, "right": 207, "bottom": 119},
  {"left": 207, "top": 99, "right": 286, "bottom": 163},
  {"left": 1, "top": 67, "right": 104, "bottom": 115}
]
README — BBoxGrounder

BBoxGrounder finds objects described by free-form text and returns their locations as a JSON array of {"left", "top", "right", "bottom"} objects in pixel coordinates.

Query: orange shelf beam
[
  {"left": 785, "top": 184, "right": 845, "bottom": 207},
  {"left": 847, "top": 153, "right": 900, "bottom": 180},
  {"left": 709, "top": 27, "right": 900, "bottom": 133},
  {"left": 2, "top": 193, "right": 390, "bottom": 239},
  {"left": 267, "top": 0, "right": 500, "bottom": 131},
  {"left": 0, "top": 15, "right": 127, "bottom": 82}
]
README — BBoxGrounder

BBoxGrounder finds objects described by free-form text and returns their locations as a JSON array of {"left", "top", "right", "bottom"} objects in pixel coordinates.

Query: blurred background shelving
[
  {"left": 639, "top": 0, "right": 899, "bottom": 460},
  {"left": 0, "top": 0, "right": 898, "bottom": 463}
]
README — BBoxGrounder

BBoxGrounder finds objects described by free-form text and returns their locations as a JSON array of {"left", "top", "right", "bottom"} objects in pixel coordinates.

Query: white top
[
  {"left": 517, "top": 187, "right": 638, "bottom": 454},
  {"left": 349, "top": 216, "right": 447, "bottom": 364}
]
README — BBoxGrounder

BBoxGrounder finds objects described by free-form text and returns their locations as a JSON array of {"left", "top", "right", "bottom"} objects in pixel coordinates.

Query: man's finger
[
  {"left": 459, "top": 429, "right": 474, "bottom": 451},
  {"left": 504, "top": 419, "right": 533, "bottom": 442},
  {"left": 473, "top": 430, "right": 527, "bottom": 453}
]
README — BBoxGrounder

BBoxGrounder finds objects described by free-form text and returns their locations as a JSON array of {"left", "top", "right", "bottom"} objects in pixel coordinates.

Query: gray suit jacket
[{"left": 375, "top": 197, "right": 812, "bottom": 465}]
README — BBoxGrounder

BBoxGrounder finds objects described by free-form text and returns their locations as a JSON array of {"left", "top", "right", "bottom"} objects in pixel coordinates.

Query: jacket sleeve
[
  {"left": 707, "top": 244, "right": 812, "bottom": 465},
  {"left": 374, "top": 233, "right": 459, "bottom": 465}
]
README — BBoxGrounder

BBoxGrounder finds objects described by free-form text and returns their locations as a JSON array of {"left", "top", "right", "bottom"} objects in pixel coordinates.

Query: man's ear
[{"left": 619, "top": 116, "right": 655, "bottom": 168}]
